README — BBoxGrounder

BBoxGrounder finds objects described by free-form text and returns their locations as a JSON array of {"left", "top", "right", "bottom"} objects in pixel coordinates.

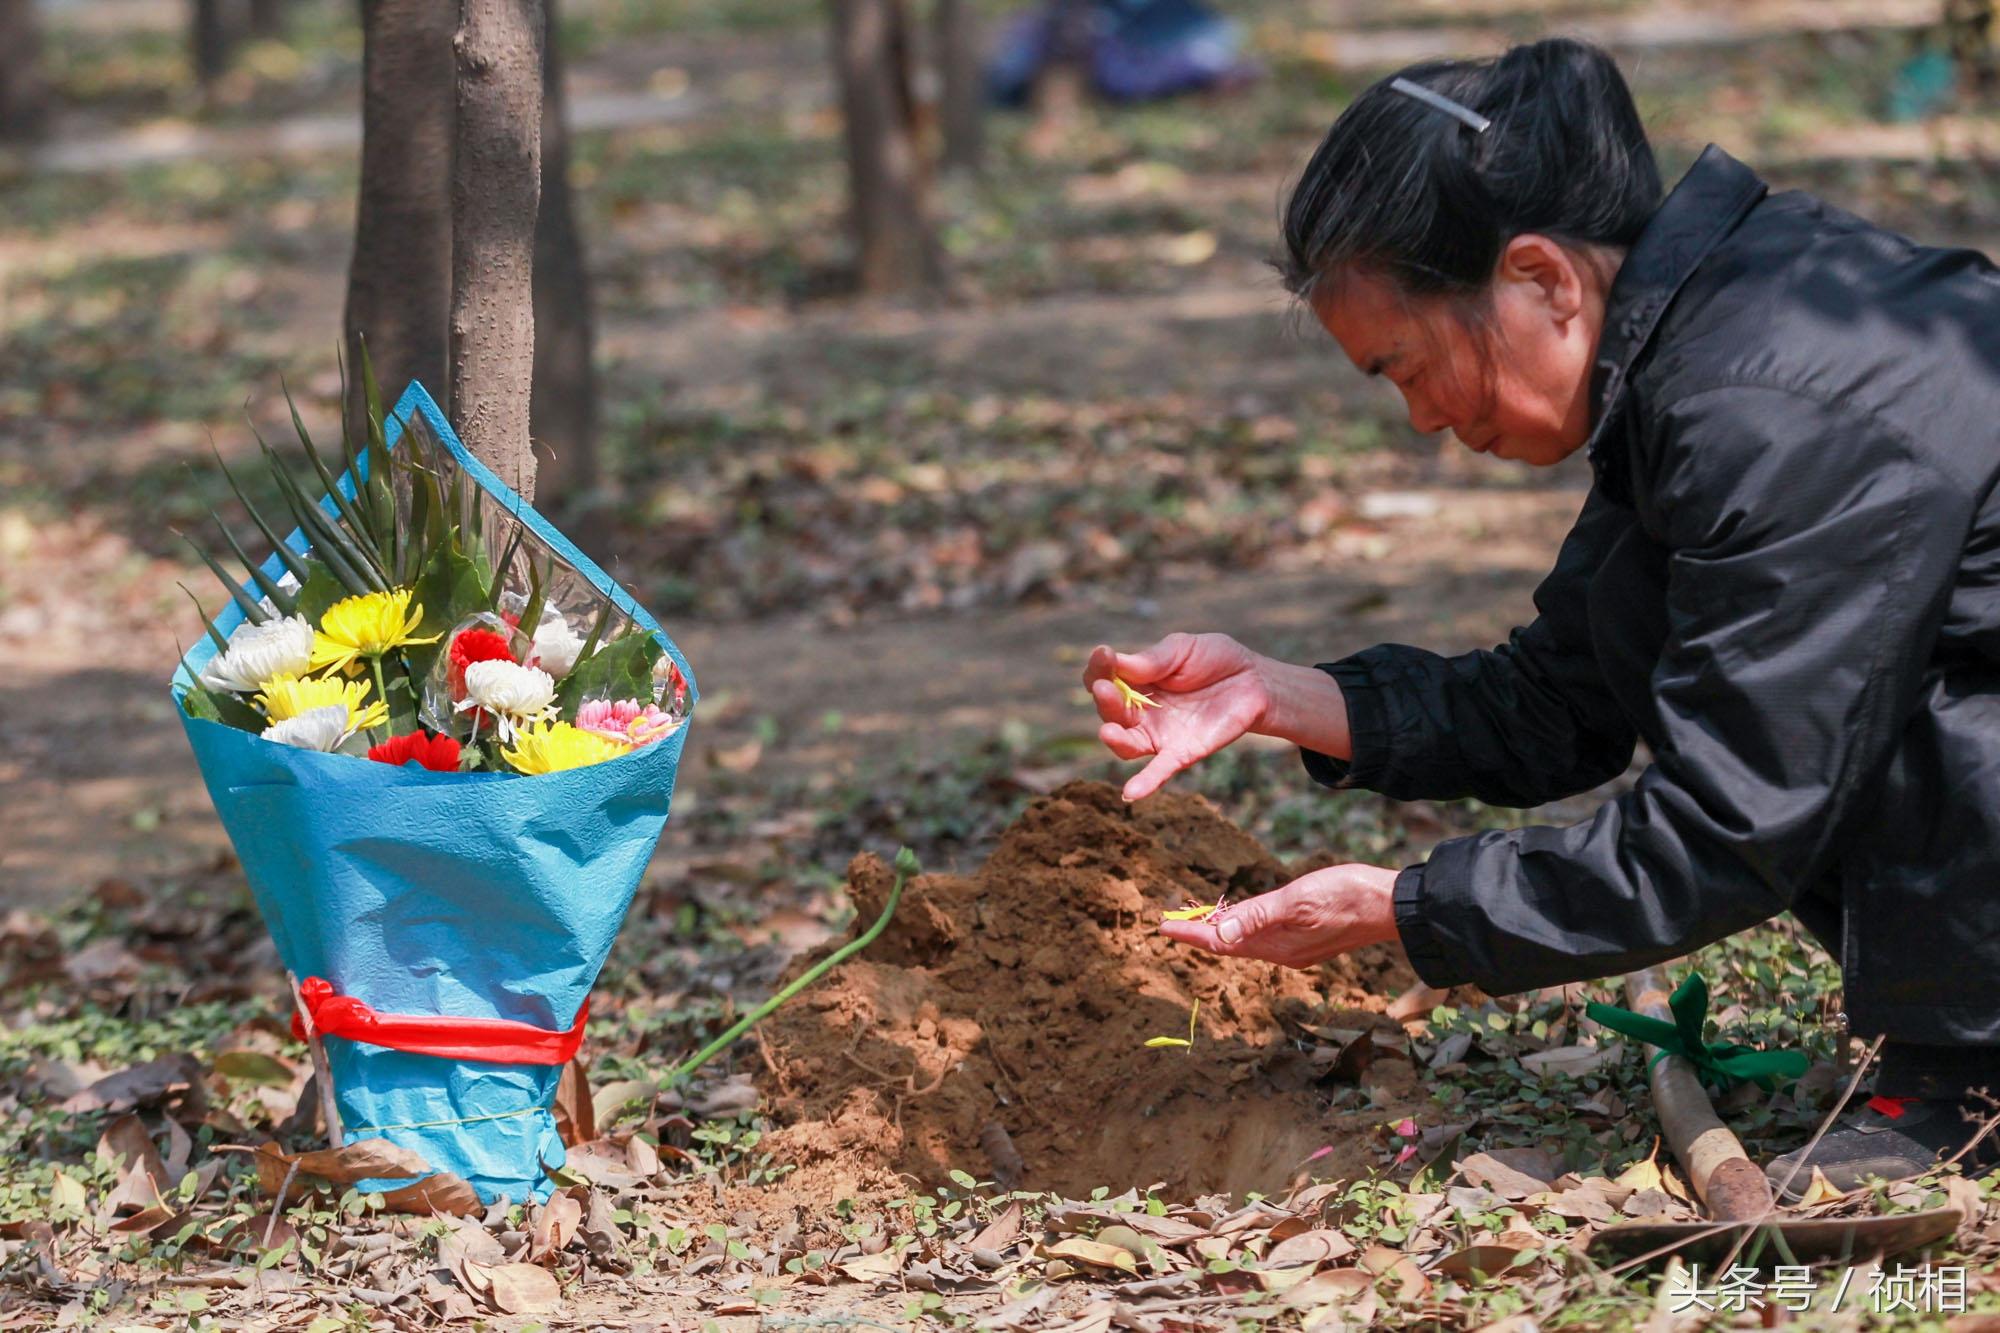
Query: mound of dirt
[{"left": 759, "top": 781, "right": 1430, "bottom": 1201}]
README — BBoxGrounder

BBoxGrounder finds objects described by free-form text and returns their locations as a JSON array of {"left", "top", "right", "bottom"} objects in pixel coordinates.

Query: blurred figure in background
[{"left": 987, "top": 0, "right": 1259, "bottom": 107}]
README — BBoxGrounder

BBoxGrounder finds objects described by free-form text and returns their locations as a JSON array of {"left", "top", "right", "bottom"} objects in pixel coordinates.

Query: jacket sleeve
[
  {"left": 1396, "top": 385, "right": 1976, "bottom": 993},
  {"left": 1301, "top": 488, "right": 1640, "bottom": 807}
]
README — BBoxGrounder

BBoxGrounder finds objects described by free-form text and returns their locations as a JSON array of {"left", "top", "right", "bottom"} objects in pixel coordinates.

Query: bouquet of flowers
[{"left": 172, "top": 373, "right": 695, "bottom": 1204}]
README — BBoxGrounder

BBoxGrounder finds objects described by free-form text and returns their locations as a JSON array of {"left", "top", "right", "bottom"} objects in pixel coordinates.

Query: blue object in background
[
  {"left": 989, "top": 0, "right": 1257, "bottom": 106},
  {"left": 173, "top": 381, "right": 696, "bottom": 1204}
]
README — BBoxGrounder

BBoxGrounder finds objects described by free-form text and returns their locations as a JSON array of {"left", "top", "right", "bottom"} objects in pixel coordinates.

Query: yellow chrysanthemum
[
  {"left": 255, "top": 672, "right": 389, "bottom": 735},
  {"left": 501, "top": 720, "right": 632, "bottom": 776},
  {"left": 310, "top": 588, "right": 439, "bottom": 674}
]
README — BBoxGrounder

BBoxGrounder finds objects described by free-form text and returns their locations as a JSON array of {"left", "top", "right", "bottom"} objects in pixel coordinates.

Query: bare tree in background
[
  {"left": 343, "top": 0, "right": 455, "bottom": 433},
  {"left": 530, "top": 0, "right": 598, "bottom": 504},
  {"left": 450, "top": 0, "right": 545, "bottom": 499},
  {"left": 933, "top": 0, "right": 983, "bottom": 173},
  {"left": 0, "top": 0, "right": 50, "bottom": 142},
  {"left": 1027, "top": 0, "right": 1091, "bottom": 156},
  {"left": 191, "top": 0, "right": 243, "bottom": 93},
  {"left": 249, "top": 0, "right": 287, "bottom": 40},
  {"left": 830, "top": 0, "right": 943, "bottom": 296}
]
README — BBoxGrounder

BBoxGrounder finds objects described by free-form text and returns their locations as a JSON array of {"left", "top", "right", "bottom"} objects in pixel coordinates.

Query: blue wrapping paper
[{"left": 172, "top": 382, "right": 696, "bottom": 1204}]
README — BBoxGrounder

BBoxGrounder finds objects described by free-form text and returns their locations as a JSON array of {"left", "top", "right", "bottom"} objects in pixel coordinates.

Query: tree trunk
[
  {"left": 191, "top": 0, "right": 240, "bottom": 91},
  {"left": 0, "top": 1, "right": 50, "bottom": 143},
  {"left": 1027, "top": 0, "right": 1091, "bottom": 156},
  {"left": 344, "top": 0, "right": 456, "bottom": 435},
  {"left": 249, "top": 0, "right": 285, "bottom": 39},
  {"left": 450, "top": 0, "right": 545, "bottom": 500},
  {"left": 933, "top": 0, "right": 983, "bottom": 173},
  {"left": 830, "top": 0, "right": 942, "bottom": 297},
  {"left": 529, "top": 0, "right": 597, "bottom": 505}
]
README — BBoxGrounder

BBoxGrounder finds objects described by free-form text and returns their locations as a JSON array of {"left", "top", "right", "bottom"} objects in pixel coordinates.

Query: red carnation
[
  {"left": 367, "top": 731, "right": 462, "bottom": 772},
  {"left": 449, "top": 627, "right": 516, "bottom": 693}
]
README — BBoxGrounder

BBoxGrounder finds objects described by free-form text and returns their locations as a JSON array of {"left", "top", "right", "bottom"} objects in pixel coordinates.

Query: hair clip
[{"left": 1389, "top": 77, "right": 1492, "bottom": 134}]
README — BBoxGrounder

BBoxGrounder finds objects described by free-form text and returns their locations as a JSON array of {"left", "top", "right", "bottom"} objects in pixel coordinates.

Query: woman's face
[{"left": 1310, "top": 236, "right": 1612, "bottom": 466}]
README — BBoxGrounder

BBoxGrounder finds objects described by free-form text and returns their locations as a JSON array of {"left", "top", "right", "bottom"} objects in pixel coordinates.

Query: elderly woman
[{"left": 1087, "top": 38, "right": 2000, "bottom": 1195}]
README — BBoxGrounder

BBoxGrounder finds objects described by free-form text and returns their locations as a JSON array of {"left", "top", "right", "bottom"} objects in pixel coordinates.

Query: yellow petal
[
  {"left": 1163, "top": 903, "right": 1218, "bottom": 921},
  {"left": 1113, "top": 676, "right": 1158, "bottom": 710},
  {"left": 1144, "top": 1037, "right": 1191, "bottom": 1048}
]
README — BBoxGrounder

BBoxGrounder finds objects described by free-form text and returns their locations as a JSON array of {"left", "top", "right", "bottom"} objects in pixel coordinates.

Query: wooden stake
[
  {"left": 1622, "top": 966, "right": 1769, "bottom": 1220},
  {"left": 289, "top": 971, "right": 345, "bottom": 1149}
]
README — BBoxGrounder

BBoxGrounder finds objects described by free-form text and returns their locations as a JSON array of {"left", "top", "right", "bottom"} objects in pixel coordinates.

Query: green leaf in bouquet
[
  {"left": 405, "top": 534, "right": 486, "bottom": 684},
  {"left": 574, "top": 599, "right": 614, "bottom": 666},
  {"left": 350, "top": 348, "right": 400, "bottom": 572},
  {"left": 379, "top": 660, "right": 421, "bottom": 737},
  {"left": 295, "top": 559, "right": 349, "bottom": 627},
  {"left": 518, "top": 555, "right": 549, "bottom": 652},
  {"left": 183, "top": 534, "right": 272, "bottom": 626},
  {"left": 556, "top": 629, "right": 665, "bottom": 715},
  {"left": 278, "top": 409, "right": 391, "bottom": 584},
  {"left": 210, "top": 445, "right": 310, "bottom": 588},
  {"left": 183, "top": 682, "right": 267, "bottom": 733},
  {"left": 179, "top": 584, "right": 232, "bottom": 654},
  {"left": 260, "top": 445, "right": 385, "bottom": 594},
  {"left": 208, "top": 515, "right": 299, "bottom": 617},
  {"left": 484, "top": 522, "right": 528, "bottom": 612}
]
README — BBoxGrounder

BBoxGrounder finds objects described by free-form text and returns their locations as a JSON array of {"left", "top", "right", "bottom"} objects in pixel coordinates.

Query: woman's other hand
[
  {"left": 1085, "top": 633, "right": 1270, "bottom": 801},
  {"left": 1159, "top": 863, "right": 1400, "bottom": 968}
]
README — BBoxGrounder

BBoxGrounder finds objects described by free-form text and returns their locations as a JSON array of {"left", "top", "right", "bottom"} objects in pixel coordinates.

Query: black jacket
[{"left": 1305, "top": 147, "right": 2000, "bottom": 1045}]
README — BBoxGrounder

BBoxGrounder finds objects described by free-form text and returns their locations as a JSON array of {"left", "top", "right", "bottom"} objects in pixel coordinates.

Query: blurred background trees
[{"left": 0, "top": 0, "right": 49, "bottom": 142}]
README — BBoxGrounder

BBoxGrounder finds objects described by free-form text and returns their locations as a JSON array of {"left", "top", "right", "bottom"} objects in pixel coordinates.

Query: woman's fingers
[
  {"left": 1121, "top": 750, "right": 1187, "bottom": 803},
  {"left": 1098, "top": 721, "right": 1153, "bottom": 762},
  {"left": 1111, "top": 635, "right": 1186, "bottom": 687},
  {"left": 1090, "top": 676, "right": 1139, "bottom": 726},
  {"left": 1083, "top": 644, "right": 1120, "bottom": 689},
  {"left": 1160, "top": 892, "right": 1277, "bottom": 955}
]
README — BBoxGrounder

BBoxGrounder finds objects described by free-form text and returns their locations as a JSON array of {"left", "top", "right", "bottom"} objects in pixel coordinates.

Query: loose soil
[{"left": 759, "top": 781, "right": 1428, "bottom": 1202}]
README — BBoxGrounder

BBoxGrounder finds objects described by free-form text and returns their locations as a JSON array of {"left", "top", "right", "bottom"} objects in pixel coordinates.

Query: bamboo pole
[{"left": 1622, "top": 966, "right": 1771, "bottom": 1220}]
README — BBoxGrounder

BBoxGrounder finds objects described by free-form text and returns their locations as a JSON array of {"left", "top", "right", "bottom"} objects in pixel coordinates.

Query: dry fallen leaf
[
  {"left": 529, "top": 1192, "right": 583, "bottom": 1263},
  {"left": 1264, "top": 1229, "right": 1356, "bottom": 1270},
  {"left": 60, "top": 1054, "right": 203, "bottom": 1115},
  {"left": 97, "top": 1115, "right": 170, "bottom": 1204},
  {"left": 836, "top": 1248, "right": 905, "bottom": 1284},
  {"left": 1457, "top": 1152, "right": 1549, "bottom": 1201},
  {"left": 969, "top": 1200, "right": 1023, "bottom": 1254},
  {"left": 1359, "top": 1245, "right": 1429, "bottom": 1304},
  {"left": 479, "top": 1261, "right": 562, "bottom": 1315},
  {"left": 554, "top": 1057, "right": 595, "bottom": 1146},
  {"left": 380, "top": 1171, "right": 482, "bottom": 1217},
  {"left": 254, "top": 1138, "right": 425, "bottom": 1201},
  {"left": 1613, "top": 1139, "right": 1666, "bottom": 1194},
  {"left": 1432, "top": 1242, "right": 1540, "bottom": 1282},
  {"left": 1038, "top": 1237, "right": 1139, "bottom": 1276}
]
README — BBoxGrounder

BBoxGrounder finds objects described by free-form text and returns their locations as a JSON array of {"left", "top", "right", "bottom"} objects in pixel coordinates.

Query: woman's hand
[
  {"left": 1085, "top": 633, "right": 1271, "bottom": 801},
  {"left": 1159, "top": 863, "right": 1400, "bottom": 968}
]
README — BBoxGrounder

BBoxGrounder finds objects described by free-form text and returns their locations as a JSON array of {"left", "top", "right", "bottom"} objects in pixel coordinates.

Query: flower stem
[
  {"left": 661, "top": 847, "right": 919, "bottom": 1091},
  {"left": 368, "top": 656, "right": 393, "bottom": 742}
]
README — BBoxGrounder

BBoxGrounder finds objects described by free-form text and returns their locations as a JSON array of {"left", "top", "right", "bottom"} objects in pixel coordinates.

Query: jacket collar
[{"left": 1584, "top": 146, "right": 1769, "bottom": 486}]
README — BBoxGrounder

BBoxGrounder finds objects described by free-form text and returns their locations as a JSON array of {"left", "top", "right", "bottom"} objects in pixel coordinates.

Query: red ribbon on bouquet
[{"left": 289, "top": 976, "right": 588, "bottom": 1066}]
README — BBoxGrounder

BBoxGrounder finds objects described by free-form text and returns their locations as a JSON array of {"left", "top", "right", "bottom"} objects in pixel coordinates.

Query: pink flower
[{"left": 576, "top": 698, "right": 680, "bottom": 747}]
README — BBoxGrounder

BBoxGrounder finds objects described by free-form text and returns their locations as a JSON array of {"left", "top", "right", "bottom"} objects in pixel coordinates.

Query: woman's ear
[{"left": 1499, "top": 234, "right": 1586, "bottom": 324}]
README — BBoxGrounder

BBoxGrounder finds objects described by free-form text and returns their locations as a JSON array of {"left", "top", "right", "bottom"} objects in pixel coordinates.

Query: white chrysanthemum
[
  {"left": 201, "top": 615, "right": 315, "bottom": 693},
  {"left": 457, "top": 660, "right": 557, "bottom": 741},
  {"left": 530, "top": 613, "right": 584, "bottom": 680},
  {"left": 261, "top": 704, "right": 352, "bottom": 752}
]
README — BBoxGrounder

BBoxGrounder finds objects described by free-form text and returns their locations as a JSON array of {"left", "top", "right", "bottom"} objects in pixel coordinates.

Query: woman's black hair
[{"left": 1279, "top": 38, "right": 1661, "bottom": 306}]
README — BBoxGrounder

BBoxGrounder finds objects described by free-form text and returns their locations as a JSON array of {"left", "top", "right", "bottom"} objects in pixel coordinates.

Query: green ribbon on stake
[{"left": 1583, "top": 970, "right": 1809, "bottom": 1093}]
